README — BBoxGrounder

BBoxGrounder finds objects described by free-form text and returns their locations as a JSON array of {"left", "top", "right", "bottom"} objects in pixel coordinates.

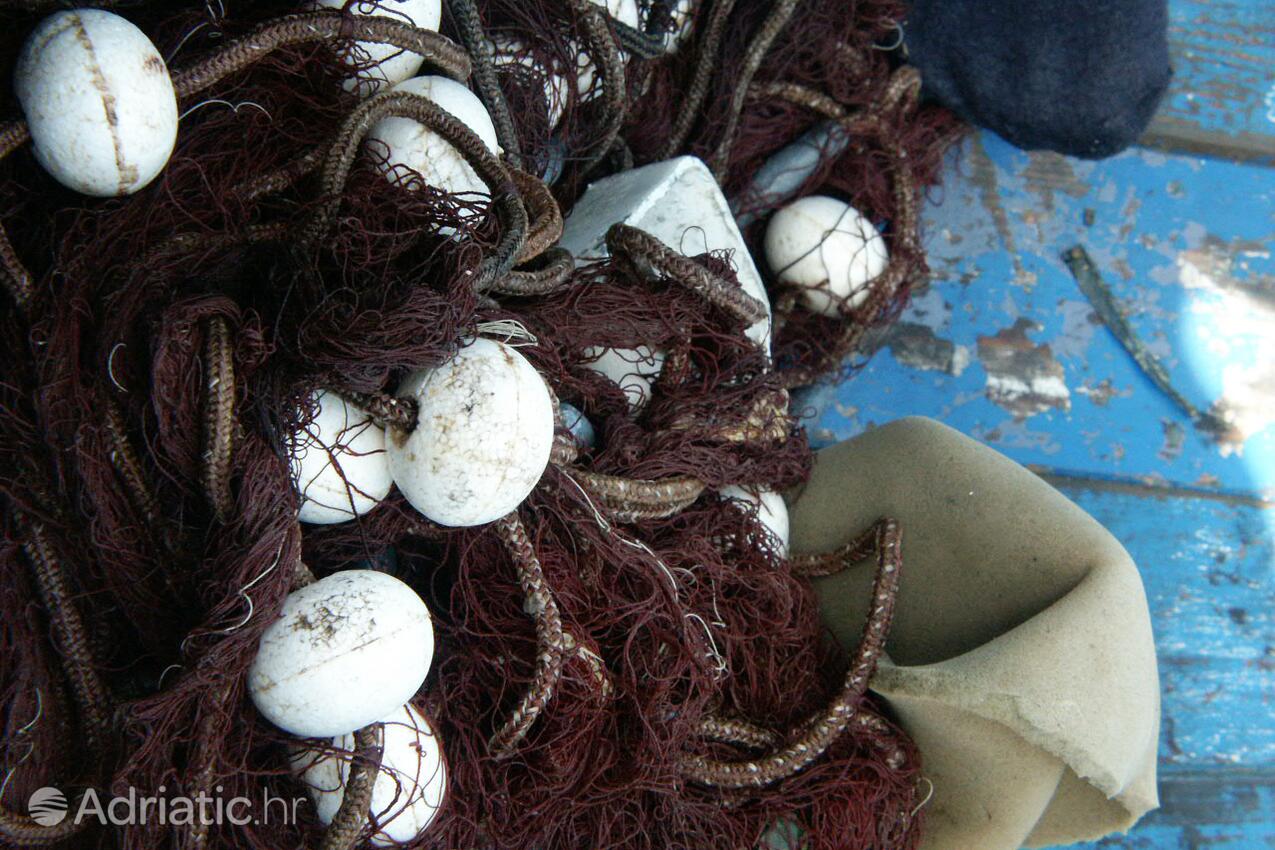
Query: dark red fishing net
[{"left": 0, "top": 1, "right": 962, "bottom": 848}]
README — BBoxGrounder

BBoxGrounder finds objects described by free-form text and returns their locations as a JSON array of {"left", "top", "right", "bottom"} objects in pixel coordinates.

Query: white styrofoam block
[{"left": 558, "top": 156, "right": 771, "bottom": 350}]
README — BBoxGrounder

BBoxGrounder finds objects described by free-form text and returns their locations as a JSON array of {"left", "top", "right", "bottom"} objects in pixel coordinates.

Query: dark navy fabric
[{"left": 904, "top": 0, "right": 1172, "bottom": 159}]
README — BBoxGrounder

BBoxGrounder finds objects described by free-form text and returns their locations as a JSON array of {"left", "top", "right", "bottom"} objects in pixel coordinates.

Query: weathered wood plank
[
  {"left": 800, "top": 131, "right": 1275, "bottom": 496},
  {"left": 1144, "top": 0, "right": 1275, "bottom": 163},
  {"left": 1021, "top": 480, "right": 1272, "bottom": 848}
]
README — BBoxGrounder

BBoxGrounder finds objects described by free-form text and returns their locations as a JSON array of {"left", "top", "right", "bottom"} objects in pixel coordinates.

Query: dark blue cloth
[{"left": 904, "top": 0, "right": 1171, "bottom": 158}]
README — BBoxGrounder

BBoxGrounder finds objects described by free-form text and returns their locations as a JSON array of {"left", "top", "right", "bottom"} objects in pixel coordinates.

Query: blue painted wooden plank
[
  {"left": 801, "top": 131, "right": 1275, "bottom": 497},
  {"left": 1145, "top": 0, "right": 1275, "bottom": 162},
  {"left": 1050, "top": 483, "right": 1274, "bottom": 770},
  {"left": 1028, "top": 482, "right": 1272, "bottom": 848}
]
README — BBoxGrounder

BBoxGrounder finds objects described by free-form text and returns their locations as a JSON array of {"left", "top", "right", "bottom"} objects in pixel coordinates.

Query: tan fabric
[{"left": 788, "top": 417, "right": 1160, "bottom": 850}]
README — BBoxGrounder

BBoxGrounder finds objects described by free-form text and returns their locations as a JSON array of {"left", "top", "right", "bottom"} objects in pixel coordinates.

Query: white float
[
  {"left": 292, "top": 703, "right": 447, "bottom": 847},
  {"left": 721, "top": 486, "right": 789, "bottom": 557},
  {"left": 367, "top": 75, "right": 499, "bottom": 200},
  {"left": 763, "top": 195, "right": 889, "bottom": 317},
  {"left": 313, "top": 0, "right": 442, "bottom": 95},
  {"left": 559, "top": 156, "right": 772, "bottom": 350},
  {"left": 15, "top": 9, "right": 178, "bottom": 196},
  {"left": 289, "top": 391, "right": 393, "bottom": 525},
  {"left": 387, "top": 338, "right": 554, "bottom": 526},
  {"left": 248, "top": 570, "right": 434, "bottom": 737},
  {"left": 580, "top": 345, "right": 665, "bottom": 411}
]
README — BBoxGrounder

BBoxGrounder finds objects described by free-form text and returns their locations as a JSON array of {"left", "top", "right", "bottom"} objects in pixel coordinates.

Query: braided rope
[
  {"left": 18, "top": 515, "right": 113, "bottom": 754},
  {"left": 447, "top": 0, "right": 523, "bottom": 170},
  {"left": 171, "top": 12, "right": 471, "bottom": 99},
  {"left": 318, "top": 724, "right": 384, "bottom": 850},
  {"left": 606, "top": 223, "right": 768, "bottom": 326},
  {"left": 201, "top": 317, "right": 235, "bottom": 522},
  {"left": 490, "top": 513, "right": 567, "bottom": 756},
  {"left": 659, "top": 0, "right": 737, "bottom": 159},
  {"left": 683, "top": 519, "right": 902, "bottom": 788},
  {"left": 306, "top": 91, "right": 528, "bottom": 291},
  {"left": 707, "top": 0, "right": 802, "bottom": 179}
]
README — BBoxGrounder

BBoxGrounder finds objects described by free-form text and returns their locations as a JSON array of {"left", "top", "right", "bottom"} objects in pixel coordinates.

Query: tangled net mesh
[{"left": 0, "top": 1, "right": 964, "bottom": 848}]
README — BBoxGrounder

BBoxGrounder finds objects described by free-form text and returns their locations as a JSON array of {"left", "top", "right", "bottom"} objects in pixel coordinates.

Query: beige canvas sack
[{"left": 789, "top": 417, "right": 1160, "bottom": 849}]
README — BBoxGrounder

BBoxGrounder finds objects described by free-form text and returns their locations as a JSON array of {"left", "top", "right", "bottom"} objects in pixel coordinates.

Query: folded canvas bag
[{"left": 789, "top": 418, "right": 1160, "bottom": 849}]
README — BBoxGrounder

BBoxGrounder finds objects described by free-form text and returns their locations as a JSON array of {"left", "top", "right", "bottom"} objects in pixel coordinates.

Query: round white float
[
  {"left": 289, "top": 391, "right": 393, "bottom": 525},
  {"left": 248, "top": 570, "right": 434, "bottom": 737},
  {"left": 313, "top": 0, "right": 442, "bottom": 95},
  {"left": 387, "top": 338, "right": 554, "bottom": 527},
  {"left": 580, "top": 346, "right": 665, "bottom": 411},
  {"left": 291, "top": 703, "right": 446, "bottom": 847},
  {"left": 15, "top": 9, "right": 178, "bottom": 196},
  {"left": 367, "top": 75, "right": 499, "bottom": 199},
  {"left": 720, "top": 486, "right": 789, "bottom": 557},
  {"left": 763, "top": 195, "right": 889, "bottom": 317}
]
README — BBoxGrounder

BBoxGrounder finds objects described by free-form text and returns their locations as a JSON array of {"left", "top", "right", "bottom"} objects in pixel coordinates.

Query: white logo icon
[{"left": 28, "top": 787, "right": 68, "bottom": 826}]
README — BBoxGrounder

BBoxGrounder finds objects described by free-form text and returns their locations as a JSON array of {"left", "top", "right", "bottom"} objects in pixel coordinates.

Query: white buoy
[
  {"left": 387, "top": 338, "right": 554, "bottom": 527},
  {"left": 764, "top": 195, "right": 889, "bottom": 317},
  {"left": 580, "top": 346, "right": 665, "bottom": 411},
  {"left": 367, "top": 75, "right": 499, "bottom": 200},
  {"left": 313, "top": 0, "right": 443, "bottom": 95},
  {"left": 289, "top": 391, "right": 393, "bottom": 525},
  {"left": 248, "top": 570, "right": 434, "bottom": 737},
  {"left": 720, "top": 486, "right": 789, "bottom": 557},
  {"left": 15, "top": 10, "right": 178, "bottom": 196},
  {"left": 292, "top": 703, "right": 447, "bottom": 847}
]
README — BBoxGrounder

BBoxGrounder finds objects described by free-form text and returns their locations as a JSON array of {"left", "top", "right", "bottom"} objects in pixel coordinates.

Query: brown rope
[
  {"left": 104, "top": 399, "right": 160, "bottom": 526},
  {"left": 606, "top": 224, "right": 768, "bottom": 326},
  {"left": 567, "top": 469, "right": 706, "bottom": 519},
  {"left": 490, "top": 513, "right": 567, "bottom": 756},
  {"left": 707, "top": 0, "right": 801, "bottom": 179},
  {"left": 659, "top": 0, "right": 738, "bottom": 159},
  {"left": 490, "top": 248, "right": 575, "bottom": 297},
  {"left": 231, "top": 147, "right": 325, "bottom": 203},
  {"left": 17, "top": 514, "right": 113, "bottom": 755},
  {"left": 338, "top": 389, "right": 419, "bottom": 434},
  {"left": 788, "top": 527, "right": 880, "bottom": 578},
  {"left": 664, "top": 387, "right": 790, "bottom": 445},
  {"left": 567, "top": 0, "right": 628, "bottom": 171},
  {"left": 170, "top": 12, "right": 471, "bottom": 100},
  {"left": 0, "top": 801, "right": 91, "bottom": 847},
  {"left": 512, "top": 169, "right": 563, "bottom": 264},
  {"left": 306, "top": 91, "right": 528, "bottom": 291},
  {"left": 201, "top": 317, "right": 235, "bottom": 522},
  {"left": 447, "top": 0, "right": 523, "bottom": 171},
  {"left": 318, "top": 724, "right": 384, "bottom": 850},
  {"left": 683, "top": 518, "right": 902, "bottom": 788},
  {"left": 699, "top": 715, "right": 783, "bottom": 750}
]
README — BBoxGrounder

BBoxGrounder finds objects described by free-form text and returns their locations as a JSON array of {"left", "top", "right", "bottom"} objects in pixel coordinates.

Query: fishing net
[{"left": 0, "top": 1, "right": 963, "bottom": 848}]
